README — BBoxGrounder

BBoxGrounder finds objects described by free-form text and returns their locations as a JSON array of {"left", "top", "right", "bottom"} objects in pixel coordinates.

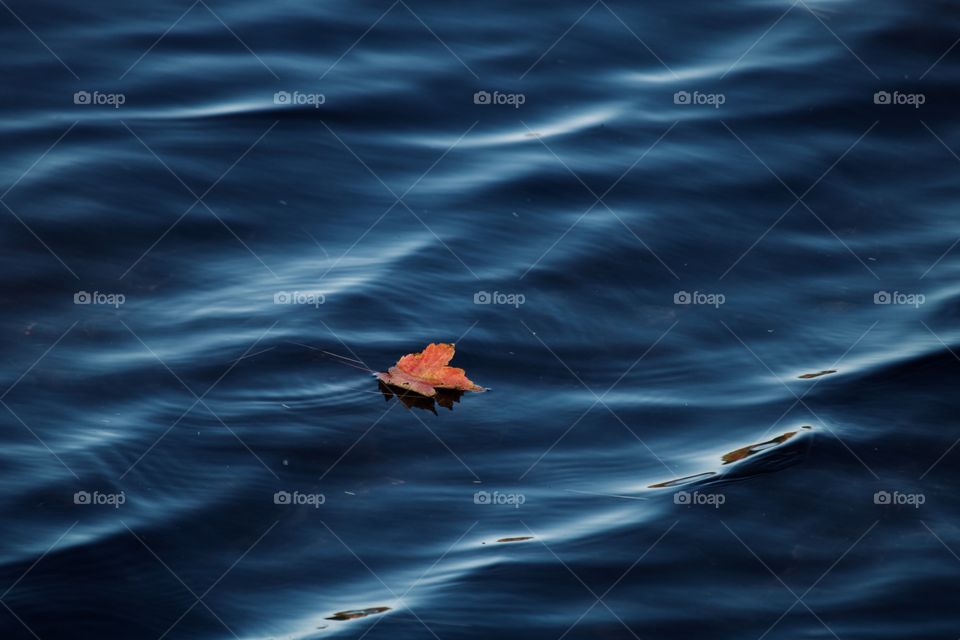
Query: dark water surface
[{"left": 1, "top": 1, "right": 959, "bottom": 638}]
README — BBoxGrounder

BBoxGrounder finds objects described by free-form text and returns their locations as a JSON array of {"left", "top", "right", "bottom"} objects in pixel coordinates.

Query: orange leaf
[{"left": 376, "top": 343, "right": 486, "bottom": 397}]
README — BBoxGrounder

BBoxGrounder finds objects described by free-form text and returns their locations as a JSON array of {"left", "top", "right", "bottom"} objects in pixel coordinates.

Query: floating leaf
[
  {"left": 496, "top": 536, "right": 533, "bottom": 543},
  {"left": 376, "top": 343, "right": 486, "bottom": 397},
  {"left": 325, "top": 607, "right": 391, "bottom": 621},
  {"left": 798, "top": 369, "right": 837, "bottom": 379},
  {"left": 721, "top": 428, "right": 807, "bottom": 464}
]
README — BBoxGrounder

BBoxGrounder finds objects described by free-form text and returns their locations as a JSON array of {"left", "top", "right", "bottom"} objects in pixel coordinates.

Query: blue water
[{"left": 2, "top": 0, "right": 959, "bottom": 638}]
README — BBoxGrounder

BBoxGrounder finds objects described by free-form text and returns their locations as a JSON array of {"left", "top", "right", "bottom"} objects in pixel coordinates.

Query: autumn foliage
[{"left": 376, "top": 343, "right": 486, "bottom": 397}]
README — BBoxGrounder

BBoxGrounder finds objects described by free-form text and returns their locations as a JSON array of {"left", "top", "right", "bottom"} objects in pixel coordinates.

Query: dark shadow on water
[{"left": 378, "top": 380, "right": 466, "bottom": 415}]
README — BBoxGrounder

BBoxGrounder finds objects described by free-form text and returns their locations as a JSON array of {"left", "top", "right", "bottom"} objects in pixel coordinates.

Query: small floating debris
[
  {"left": 649, "top": 426, "right": 814, "bottom": 488},
  {"left": 325, "top": 607, "right": 390, "bottom": 621},
  {"left": 798, "top": 369, "right": 837, "bottom": 379},
  {"left": 496, "top": 536, "right": 533, "bottom": 543},
  {"left": 721, "top": 427, "right": 811, "bottom": 464}
]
